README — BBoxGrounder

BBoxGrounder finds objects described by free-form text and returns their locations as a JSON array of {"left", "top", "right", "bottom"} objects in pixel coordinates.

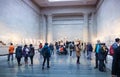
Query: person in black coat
[
  {"left": 86, "top": 42, "right": 93, "bottom": 60},
  {"left": 28, "top": 44, "right": 35, "bottom": 65},
  {"left": 15, "top": 46, "right": 22, "bottom": 66},
  {"left": 98, "top": 43, "right": 107, "bottom": 72},
  {"left": 49, "top": 43, "right": 54, "bottom": 55},
  {"left": 112, "top": 45, "right": 120, "bottom": 77}
]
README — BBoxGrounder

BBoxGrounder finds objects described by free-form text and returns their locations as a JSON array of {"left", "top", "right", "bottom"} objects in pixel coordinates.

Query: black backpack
[
  {"left": 70, "top": 44, "right": 74, "bottom": 49},
  {"left": 29, "top": 47, "right": 34, "bottom": 56}
]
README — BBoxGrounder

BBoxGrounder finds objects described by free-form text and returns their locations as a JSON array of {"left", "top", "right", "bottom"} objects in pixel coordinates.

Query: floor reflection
[{"left": 0, "top": 51, "right": 111, "bottom": 77}]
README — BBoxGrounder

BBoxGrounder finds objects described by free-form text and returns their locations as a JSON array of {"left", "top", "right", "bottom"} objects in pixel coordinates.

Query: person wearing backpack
[
  {"left": 110, "top": 38, "right": 120, "bottom": 56},
  {"left": 28, "top": 44, "right": 35, "bottom": 65},
  {"left": 69, "top": 42, "right": 74, "bottom": 56},
  {"left": 111, "top": 38, "right": 120, "bottom": 77},
  {"left": 94, "top": 40, "right": 101, "bottom": 69},
  {"left": 98, "top": 43, "right": 108, "bottom": 72},
  {"left": 112, "top": 44, "right": 120, "bottom": 77},
  {"left": 42, "top": 43, "right": 51, "bottom": 70}
]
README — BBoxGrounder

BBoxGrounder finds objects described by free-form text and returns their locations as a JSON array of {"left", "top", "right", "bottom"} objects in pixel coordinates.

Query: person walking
[
  {"left": 75, "top": 41, "right": 81, "bottom": 64},
  {"left": 41, "top": 43, "right": 51, "bottom": 69},
  {"left": 15, "top": 45, "right": 22, "bottom": 66},
  {"left": 8, "top": 43, "right": 14, "bottom": 61},
  {"left": 28, "top": 44, "right": 35, "bottom": 65}
]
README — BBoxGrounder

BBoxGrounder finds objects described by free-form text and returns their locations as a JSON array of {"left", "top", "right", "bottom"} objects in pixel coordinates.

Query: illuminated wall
[
  {"left": 96, "top": 0, "right": 120, "bottom": 46},
  {"left": 0, "top": 0, "right": 41, "bottom": 45},
  {"left": 52, "top": 15, "right": 84, "bottom": 42}
]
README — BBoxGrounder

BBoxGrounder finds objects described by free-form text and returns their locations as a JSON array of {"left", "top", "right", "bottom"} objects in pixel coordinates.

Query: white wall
[
  {"left": 41, "top": 6, "right": 95, "bottom": 43},
  {"left": 53, "top": 15, "right": 84, "bottom": 41},
  {"left": 0, "top": 0, "right": 41, "bottom": 45},
  {"left": 96, "top": 0, "right": 120, "bottom": 46}
]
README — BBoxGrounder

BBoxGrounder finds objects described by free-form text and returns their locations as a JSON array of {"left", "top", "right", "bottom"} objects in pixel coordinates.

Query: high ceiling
[{"left": 33, "top": 0, "right": 98, "bottom": 7}]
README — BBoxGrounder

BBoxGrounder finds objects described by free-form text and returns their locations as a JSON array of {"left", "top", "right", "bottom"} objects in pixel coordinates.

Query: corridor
[{"left": 0, "top": 51, "right": 111, "bottom": 77}]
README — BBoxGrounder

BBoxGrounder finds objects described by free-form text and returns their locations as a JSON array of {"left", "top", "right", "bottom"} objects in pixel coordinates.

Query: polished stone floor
[{"left": 0, "top": 51, "right": 111, "bottom": 77}]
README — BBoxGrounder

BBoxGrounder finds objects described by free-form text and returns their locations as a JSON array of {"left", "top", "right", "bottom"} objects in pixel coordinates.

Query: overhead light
[{"left": 48, "top": 0, "right": 77, "bottom": 2}]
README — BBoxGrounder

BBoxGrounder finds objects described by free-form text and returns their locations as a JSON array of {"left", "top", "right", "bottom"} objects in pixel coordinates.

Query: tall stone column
[
  {"left": 47, "top": 14, "right": 53, "bottom": 43},
  {"left": 41, "top": 14, "right": 47, "bottom": 44},
  {"left": 90, "top": 12, "right": 95, "bottom": 43},
  {"left": 83, "top": 13, "right": 89, "bottom": 43}
]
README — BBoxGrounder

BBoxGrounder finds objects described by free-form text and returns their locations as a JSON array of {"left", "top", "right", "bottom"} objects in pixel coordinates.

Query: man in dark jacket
[
  {"left": 15, "top": 45, "right": 22, "bottom": 66},
  {"left": 98, "top": 43, "right": 107, "bottom": 72},
  {"left": 42, "top": 43, "right": 51, "bottom": 69},
  {"left": 86, "top": 42, "right": 93, "bottom": 60},
  {"left": 29, "top": 44, "right": 35, "bottom": 65},
  {"left": 94, "top": 40, "right": 101, "bottom": 69},
  {"left": 112, "top": 45, "right": 120, "bottom": 77},
  {"left": 49, "top": 43, "right": 54, "bottom": 55}
]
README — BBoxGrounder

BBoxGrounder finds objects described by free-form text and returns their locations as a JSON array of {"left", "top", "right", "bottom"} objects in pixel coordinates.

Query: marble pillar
[
  {"left": 41, "top": 15, "right": 47, "bottom": 44},
  {"left": 83, "top": 13, "right": 89, "bottom": 43},
  {"left": 90, "top": 12, "right": 95, "bottom": 43},
  {"left": 47, "top": 14, "right": 53, "bottom": 43}
]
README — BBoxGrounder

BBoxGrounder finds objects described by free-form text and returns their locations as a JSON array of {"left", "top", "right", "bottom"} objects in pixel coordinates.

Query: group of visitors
[
  {"left": 8, "top": 43, "right": 35, "bottom": 66},
  {"left": 7, "top": 40, "right": 93, "bottom": 69},
  {"left": 94, "top": 40, "right": 108, "bottom": 72},
  {"left": 7, "top": 38, "right": 120, "bottom": 77},
  {"left": 94, "top": 38, "right": 120, "bottom": 77}
]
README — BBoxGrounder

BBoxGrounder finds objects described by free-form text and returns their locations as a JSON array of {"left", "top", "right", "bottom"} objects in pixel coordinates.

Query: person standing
[
  {"left": 75, "top": 41, "right": 81, "bottom": 64},
  {"left": 15, "top": 45, "right": 22, "bottom": 66},
  {"left": 98, "top": 43, "right": 107, "bottom": 72},
  {"left": 23, "top": 45, "right": 29, "bottom": 65},
  {"left": 49, "top": 43, "right": 54, "bottom": 55},
  {"left": 69, "top": 42, "right": 74, "bottom": 56},
  {"left": 8, "top": 43, "right": 14, "bottom": 61},
  {"left": 86, "top": 42, "right": 93, "bottom": 60},
  {"left": 41, "top": 43, "right": 51, "bottom": 69},
  {"left": 110, "top": 38, "right": 120, "bottom": 56},
  {"left": 39, "top": 43, "right": 43, "bottom": 55},
  {"left": 112, "top": 38, "right": 120, "bottom": 77},
  {"left": 94, "top": 40, "right": 101, "bottom": 69},
  {"left": 39, "top": 43, "right": 43, "bottom": 49},
  {"left": 83, "top": 43, "right": 87, "bottom": 55},
  {"left": 29, "top": 44, "right": 35, "bottom": 65},
  {"left": 55, "top": 42, "right": 59, "bottom": 53}
]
